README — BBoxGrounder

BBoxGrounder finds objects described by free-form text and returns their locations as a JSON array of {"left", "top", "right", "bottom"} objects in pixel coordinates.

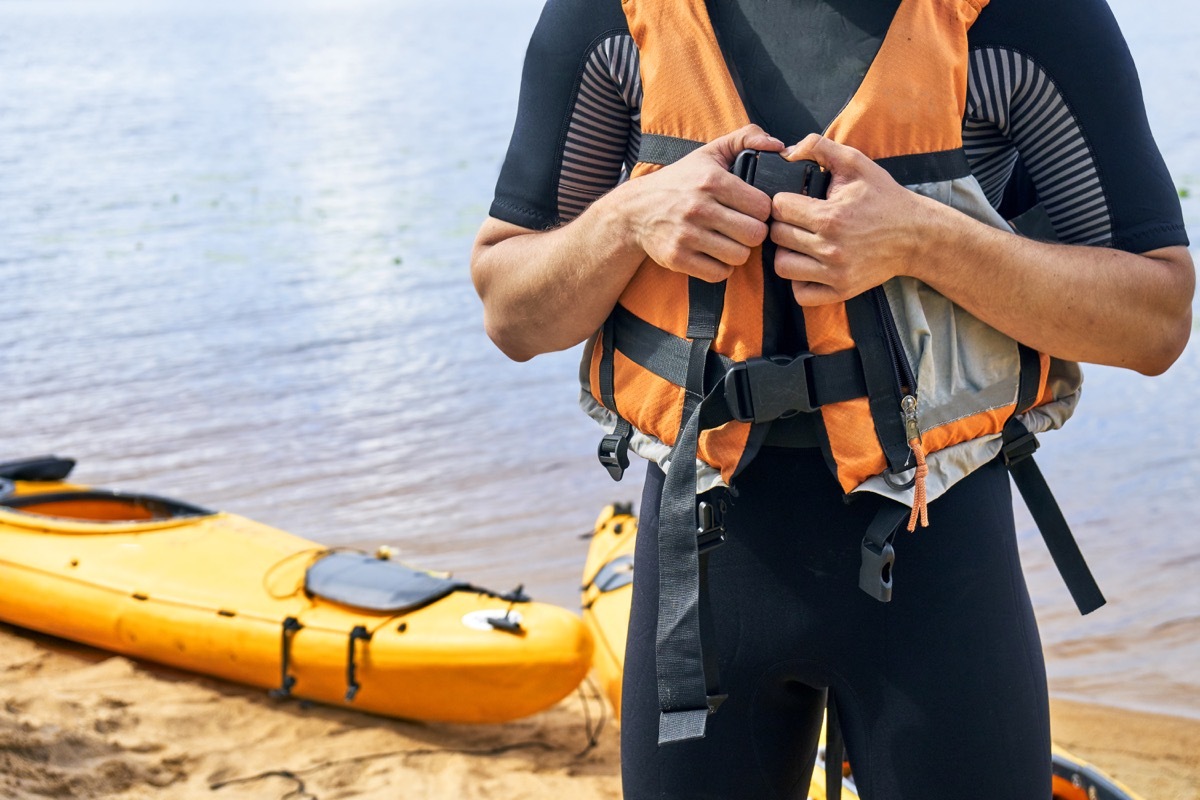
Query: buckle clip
[
  {"left": 1001, "top": 430, "right": 1040, "bottom": 466},
  {"left": 724, "top": 353, "right": 816, "bottom": 423},
  {"left": 858, "top": 538, "right": 895, "bottom": 603},
  {"left": 597, "top": 433, "right": 630, "bottom": 481},
  {"left": 697, "top": 499, "right": 727, "bottom": 553}
]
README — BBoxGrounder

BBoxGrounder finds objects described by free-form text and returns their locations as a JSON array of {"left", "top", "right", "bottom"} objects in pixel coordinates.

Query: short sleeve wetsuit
[{"left": 489, "top": 1, "right": 1187, "bottom": 798}]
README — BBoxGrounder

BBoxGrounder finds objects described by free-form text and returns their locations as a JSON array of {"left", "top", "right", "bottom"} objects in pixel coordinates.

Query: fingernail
[
  {"left": 767, "top": 137, "right": 785, "bottom": 148},
  {"left": 780, "top": 145, "right": 794, "bottom": 158}
]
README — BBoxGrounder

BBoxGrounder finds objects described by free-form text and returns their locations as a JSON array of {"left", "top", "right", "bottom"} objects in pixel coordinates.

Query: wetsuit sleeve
[
  {"left": 489, "top": 0, "right": 635, "bottom": 231},
  {"left": 966, "top": 0, "right": 1187, "bottom": 253}
]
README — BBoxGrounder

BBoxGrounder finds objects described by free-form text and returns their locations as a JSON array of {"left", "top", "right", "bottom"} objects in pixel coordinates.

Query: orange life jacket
[{"left": 580, "top": 0, "right": 1081, "bottom": 517}]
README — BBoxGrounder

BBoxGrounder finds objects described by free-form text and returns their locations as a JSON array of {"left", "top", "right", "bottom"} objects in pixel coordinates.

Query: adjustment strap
[
  {"left": 608, "top": 305, "right": 867, "bottom": 422},
  {"left": 1002, "top": 418, "right": 1106, "bottom": 615},
  {"left": 610, "top": 304, "right": 731, "bottom": 388},
  {"left": 656, "top": 278, "right": 726, "bottom": 746}
]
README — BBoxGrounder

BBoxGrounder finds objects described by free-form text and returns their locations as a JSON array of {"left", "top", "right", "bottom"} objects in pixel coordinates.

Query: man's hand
[
  {"left": 621, "top": 124, "right": 784, "bottom": 282},
  {"left": 770, "top": 133, "right": 935, "bottom": 305}
]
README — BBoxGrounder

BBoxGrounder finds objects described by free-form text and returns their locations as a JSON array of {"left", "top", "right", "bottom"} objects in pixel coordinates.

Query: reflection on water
[{"left": 0, "top": 0, "right": 1196, "bottom": 719}]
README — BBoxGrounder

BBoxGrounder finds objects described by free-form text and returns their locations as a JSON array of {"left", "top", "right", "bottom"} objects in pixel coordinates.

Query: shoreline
[{"left": 1, "top": 623, "right": 1197, "bottom": 800}]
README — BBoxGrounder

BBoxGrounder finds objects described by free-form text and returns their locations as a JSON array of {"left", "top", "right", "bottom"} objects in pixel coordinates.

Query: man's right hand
[{"left": 617, "top": 124, "right": 783, "bottom": 282}]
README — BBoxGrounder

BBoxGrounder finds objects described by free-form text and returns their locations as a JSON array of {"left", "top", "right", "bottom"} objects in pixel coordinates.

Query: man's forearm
[
  {"left": 911, "top": 199, "right": 1194, "bottom": 376},
  {"left": 771, "top": 134, "right": 1194, "bottom": 376},
  {"left": 472, "top": 125, "right": 783, "bottom": 362},
  {"left": 471, "top": 186, "right": 645, "bottom": 362}
]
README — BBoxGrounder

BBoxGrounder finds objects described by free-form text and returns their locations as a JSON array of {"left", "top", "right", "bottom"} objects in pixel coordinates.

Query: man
[{"left": 472, "top": 0, "right": 1193, "bottom": 796}]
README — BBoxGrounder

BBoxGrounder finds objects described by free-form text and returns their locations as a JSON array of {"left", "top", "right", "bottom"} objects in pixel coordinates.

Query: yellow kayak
[
  {"left": 0, "top": 456, "right": 592, "bottom": 724},
  {"left": 581, "top": 504, "right": 1145, "bottom": 800}
]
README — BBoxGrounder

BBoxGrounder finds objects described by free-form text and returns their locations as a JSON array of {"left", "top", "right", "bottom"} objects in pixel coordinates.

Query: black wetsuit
[{"left": 489, "top": 1, "right": 1187, "bottom": 797}]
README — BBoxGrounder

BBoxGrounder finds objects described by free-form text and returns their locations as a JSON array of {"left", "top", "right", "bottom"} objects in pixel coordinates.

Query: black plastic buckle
[
  {"left": 731, "top": 150, "right": 831, "bottom": 200},
  {"left": 1001, "top": 430, "right": 1040, "bottom": 466},
  {"left": 598, "top": 433, "right": 630, "bottom": 481},
  {"left": 696, "top": 499, "right": 727, "bottom": 553},
  {"left": 858, "top": 539, "right": 895, "bottom": 603},
  {"left": 724, "top": 353, "right": 816, "bottom": 423}
]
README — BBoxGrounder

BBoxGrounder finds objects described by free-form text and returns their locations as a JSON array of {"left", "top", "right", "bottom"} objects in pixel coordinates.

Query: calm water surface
[{"left": 1, "top": 0, "right": 1197, "bottom": 719}]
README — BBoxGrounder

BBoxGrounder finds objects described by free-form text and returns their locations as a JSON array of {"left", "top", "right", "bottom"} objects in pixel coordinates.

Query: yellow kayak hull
[
  {"left": 0, "top": 477, "right": 592, "bottom": 725},
  {"left": 581, "top": 505, "right": 1144, "bottom": 800}
]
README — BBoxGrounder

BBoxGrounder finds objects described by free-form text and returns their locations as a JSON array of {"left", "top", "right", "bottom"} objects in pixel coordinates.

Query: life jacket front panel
[{"left": 582, "top": 0, "right": 1081, "bottom": 505}]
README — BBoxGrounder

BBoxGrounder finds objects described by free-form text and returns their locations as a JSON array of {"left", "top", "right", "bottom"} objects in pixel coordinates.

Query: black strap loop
[
  {"left": 345, "top": 625, "right": 373, "bottom": 701},
  {"left": 268, "top": 616, "right": 304, "bottom": 700},
  {"left": 1002, "top": 419, "right": 1106, "bottom": 615}
]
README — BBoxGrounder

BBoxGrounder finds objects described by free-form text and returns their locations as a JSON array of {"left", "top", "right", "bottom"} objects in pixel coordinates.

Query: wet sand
[{"left": 1, "top": 623, "right": 1196, "bottom": 800}]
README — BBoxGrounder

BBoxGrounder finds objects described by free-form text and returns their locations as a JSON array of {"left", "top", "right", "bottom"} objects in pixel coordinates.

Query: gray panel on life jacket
[{"left": 305, "top": 552, "right": 468, "bottom": 613}]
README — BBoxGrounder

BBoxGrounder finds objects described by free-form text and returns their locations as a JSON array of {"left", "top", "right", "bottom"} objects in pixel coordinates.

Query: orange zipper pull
[{"left": 901, "top": 395, "right": 929, "bottom": 531}]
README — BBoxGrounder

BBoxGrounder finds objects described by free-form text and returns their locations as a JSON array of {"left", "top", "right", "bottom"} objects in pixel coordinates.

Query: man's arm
[
  {"left": 471, "top": 126, "right": 783, "bottom": 362},
  {"left": 770, "top": 135, "right": 1194, "bottom": 376}
]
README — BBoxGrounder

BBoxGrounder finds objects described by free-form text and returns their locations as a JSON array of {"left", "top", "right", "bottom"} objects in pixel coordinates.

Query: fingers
[
  {"left": 781, "top": 133, "right": 863, "bottom": 173},
  {"left": 772, "top": 247, "right": 849, "bottom": 306},
  {"left": 662, "top": 245, "right": 738, "bottom": 283},
  {"left": 704, "top": 124, "right": 785, "bottom": 166}
]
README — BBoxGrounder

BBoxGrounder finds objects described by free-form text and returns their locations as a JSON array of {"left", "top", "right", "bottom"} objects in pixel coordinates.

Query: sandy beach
[{"left": 1, "top": 622, "right": 1196, "bottom": 800}]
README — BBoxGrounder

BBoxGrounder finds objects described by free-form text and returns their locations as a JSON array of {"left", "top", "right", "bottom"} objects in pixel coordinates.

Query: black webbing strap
[
  {"left": 825, "top": 693, "right": 844, "bottom": 800},
  {"left": 638, "top": 134, "right": 705, "bottom": 166},
  {"left": 598, "top": 313, "right": 633, "bottom": 481},
  {"left": 1002, "top": 418, "right": 1106, "bottom": 615},
  {"left": 655, "top": 277, "right": 726, "bottom": 745},
  {"left": 1015, "top": 344, "right": 1042, "bottom": 415},
  {"left": 608, "top": 304, "right": 867, "bottom": 423},
  {"left": 640, "top": 134, "right": 971, "bottom": 189},
  {"left": 874, "top": 148, "right": 971, "bottom": 185}
]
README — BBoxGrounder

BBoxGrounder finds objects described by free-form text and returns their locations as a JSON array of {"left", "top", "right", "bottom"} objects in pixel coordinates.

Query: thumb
[
  {"left": 783, "top": 134, "right": 864, "bottom": 176},
  {"left": 702, "top": 124, "right": 785, "bottom": 167}
]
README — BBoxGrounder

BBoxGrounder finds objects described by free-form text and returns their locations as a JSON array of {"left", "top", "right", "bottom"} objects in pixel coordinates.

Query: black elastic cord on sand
[
  {"left": 575, "top": 676, "right": 609, "bottom": 758},
  {"left": 209, "top": 742, "right": 560, "bottom": 800}
]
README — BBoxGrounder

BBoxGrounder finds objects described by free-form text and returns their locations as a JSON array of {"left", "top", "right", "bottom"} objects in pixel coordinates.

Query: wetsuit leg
[
  {"left": 620, "top": 449, "right": 1052, "bottom": 800},
  {"left": 621, "top": 461, "right": 828, "bottom": 800},
  {"left": 831, "top": 456, "right": 1053, "bottom": 799}
]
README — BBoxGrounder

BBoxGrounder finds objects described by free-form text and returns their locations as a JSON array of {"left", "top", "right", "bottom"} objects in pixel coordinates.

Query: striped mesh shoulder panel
[
  {"left": 964, "top": 45, "right": 1112, "bottom": 245},
  {"left": 556, "top": 35, "right": 643, "bottom": 221}
]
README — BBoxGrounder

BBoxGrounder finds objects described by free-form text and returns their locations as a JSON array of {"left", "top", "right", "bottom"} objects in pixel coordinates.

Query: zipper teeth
[{"left": 872, "top": 286, "right": 916, "bottom": 394}]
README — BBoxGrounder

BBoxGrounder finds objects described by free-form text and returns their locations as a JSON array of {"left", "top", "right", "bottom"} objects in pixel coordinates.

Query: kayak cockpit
[{"left": 0, "top": 488, "right": 216, "bottom": 531}]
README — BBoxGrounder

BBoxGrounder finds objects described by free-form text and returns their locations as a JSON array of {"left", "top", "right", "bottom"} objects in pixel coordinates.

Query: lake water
[{"left": 1, "top": 0, "right": 1197, "bottom": 720}]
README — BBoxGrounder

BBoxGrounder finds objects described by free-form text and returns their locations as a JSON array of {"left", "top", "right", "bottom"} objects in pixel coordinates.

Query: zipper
[
  {"left": 871, "top": 285, "right": 930, "bottom": 530},
  {"left": 871, "top": 285, "right": 916, "bottom": 396}
]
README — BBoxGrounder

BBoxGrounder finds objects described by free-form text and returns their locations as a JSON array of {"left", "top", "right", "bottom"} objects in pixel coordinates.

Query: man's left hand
[{"left": 770, "top": 133, "right": 938, "bottom": 306}]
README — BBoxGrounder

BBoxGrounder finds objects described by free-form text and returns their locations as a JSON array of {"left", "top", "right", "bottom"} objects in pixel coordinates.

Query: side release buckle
[
  {"left": 858, "top": 539, "right": 895, "bottom": 603},
  {"left": 724, "top": 353, "right": 816, "bottom": 423},
  {"left": 1001, "top": 429, "right": 1040, "bottom": 466},
  {"left": 696, "top": 499, "right": 727, "bottom": 553},
  {"left": 598, "top": 433, "right": 630, "bottom": 481}
]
